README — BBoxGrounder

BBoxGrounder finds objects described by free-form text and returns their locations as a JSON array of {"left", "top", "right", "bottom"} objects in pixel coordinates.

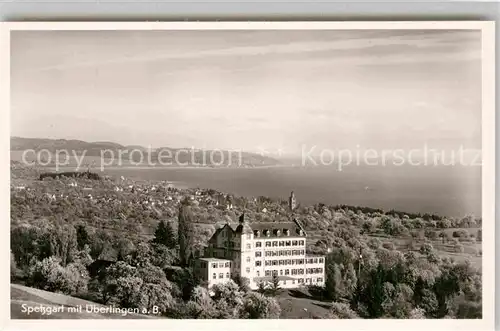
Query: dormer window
[
  {"left": 274, "top": 229, "right": 280, "bottom": 237},
  {"left": 299, "top": 230, "right": 304, "bottom": 236},
  {"left": 264, "top": 230, "right": 270, "bottom": 237},
  {"left": 254, "top": 230, "right": 260, "bottom": 237},
  {"left": 284, "top": 229, "right": 290, "bottom": 236}
]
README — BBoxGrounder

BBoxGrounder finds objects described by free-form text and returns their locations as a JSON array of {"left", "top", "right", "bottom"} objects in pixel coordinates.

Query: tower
[
  {"left": 237, "top": 213, "right": 254, "bottom": 282},
  {"left": 289, "top": 191, "right": 296, "bottom": 212}
]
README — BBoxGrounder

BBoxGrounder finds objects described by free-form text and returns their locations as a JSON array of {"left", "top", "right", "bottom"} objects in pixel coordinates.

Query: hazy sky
[{"left": 11, "top": 29, "right": 481, "bottom": 154}]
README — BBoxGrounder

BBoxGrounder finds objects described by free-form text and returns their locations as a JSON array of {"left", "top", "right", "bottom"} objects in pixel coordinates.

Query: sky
[{"left": 11, "top": 29, "right": 482, "bottom": 155}]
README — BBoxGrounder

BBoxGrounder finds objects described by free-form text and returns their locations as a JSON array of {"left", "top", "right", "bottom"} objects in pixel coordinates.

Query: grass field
[
  {"left": 11, "top": 284, "right": 154, "bottom": 319},
  {"left": 277, "top": 288, "right": 330, "bottom": 319}
]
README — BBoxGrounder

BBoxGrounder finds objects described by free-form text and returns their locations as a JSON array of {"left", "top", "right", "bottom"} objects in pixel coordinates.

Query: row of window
[
  {"left": 263, "top": 250, "right": 305, "bottom": 257},
  {"left": 306, "top": 268, "right": 324, "bottom": 274},
  {"left": 306, "top": 257, "right": 324, "bottom": 264},
  {"left": 211, "top": 262, "right": 231, "bottom": 268},
  {"left": 262, "top": 259, "right": 305, "bottom": 266},
  {"left": 256, "top": 240, "right": 305, "bottom": 248},
  {"left": 264, "top": 269, "right": 306, "bottom": 276},
  {"left": 212, "top": 272, "right": 230, "bottom": 279},
  {"left": 260, "top": 273, "right": 324, "bottom": 284}
]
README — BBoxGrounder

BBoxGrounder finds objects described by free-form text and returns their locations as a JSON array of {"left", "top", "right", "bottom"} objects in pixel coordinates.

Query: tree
[
  {"left": 76, "top": 224, "right": 90, "bottom": 250},
  {"left": 269, "top": 273, "right": 281, "bottom": 296},
  {"left": 325, "top": 263, "right": 344, "bottom": 301},
  {"left": 241, "top": 292, "right": 281, "bottom": 319},
  {"left": 178, "top": 200, "right": 195, "bottom": 266},
  {"left": 153, "top": 220, "right": 176, "bottom": 249}
]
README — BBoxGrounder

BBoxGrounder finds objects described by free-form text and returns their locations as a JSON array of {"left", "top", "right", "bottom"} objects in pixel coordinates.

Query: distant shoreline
[{"left": 42, "top": 164, "right": 297, "bottom": 171}]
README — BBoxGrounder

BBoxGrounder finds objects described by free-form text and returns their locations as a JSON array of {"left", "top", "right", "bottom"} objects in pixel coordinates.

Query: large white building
[{"left": 196, "top": 210, "right": 325, "bottom": 290}]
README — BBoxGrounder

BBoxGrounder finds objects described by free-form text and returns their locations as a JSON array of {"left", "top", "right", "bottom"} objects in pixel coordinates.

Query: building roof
[
  {"left": 209, "top": 215, "right": 307, "bottom": 242},
  {"left": 250, "top": 221, "right": 306, "bottom": 238},
  {"left": 198, "top": 257, "right": 231, "bottom": 262}
]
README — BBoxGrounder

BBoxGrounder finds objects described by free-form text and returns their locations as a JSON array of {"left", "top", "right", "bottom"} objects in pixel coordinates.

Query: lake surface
[{"left": 103, "top": 164, "right": 481, "bottom": 218}]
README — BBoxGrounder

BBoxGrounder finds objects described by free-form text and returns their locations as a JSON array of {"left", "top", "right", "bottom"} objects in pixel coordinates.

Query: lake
[{"left": 103, "top": 164, "right": 481, "bottom": 218}]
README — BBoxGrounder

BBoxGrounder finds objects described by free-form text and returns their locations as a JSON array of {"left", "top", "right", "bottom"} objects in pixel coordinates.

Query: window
[
  {"left": 317, "top": 278, "right": 323, "bottom": 282},
  {"left": 285, "top": 269, "right": 290, "bottom": 275},
  {"left": 225, "top": 262, "right": 230, "bottom": 267},
  {"left": 255, "top": 251, "right": 262, "bottom": 257},
  {"left": 246, "top": 234, "right": 251, "bottom": 239},
  {"left": 265, "top": 270, "right": 271, "bottom": 276},
  {"left": 256, "top": 242, "right": 262, "bottom": 248},
  {"left": 246, "top": 244, "right": 251, "bottom": 249},
  {"left": 265, "top": 242, "right": 272, "bottom": 247},
  {"left": 219, "top": 273, "right": 223, "bottom": 279},
  {"left": 283, "top": 280, "right": 287, "bottom": 285},
  {"left": 272, "top": 260, "right": 278, "bottom": 266},
  {"left": 287, "top": 251, "right": 292, "bottom": 256},
  {"left": 246, "top": 267, "right": 250, "bottom": 273},
  {"left": 272, "top": 270, "right": 278, "bottom": 276},
  {"left": 286, "top": 241, "right": 291, "bottom": 246},
  {"left": 213, "top": 273, "right": 216, "bottom": 279},
  {"left": 246, "top": 257, "right": 251, "bottom": 263},
  {"left": 257, "top": 271, "right": 260, "bottom": 276},
  {"left": 212, "top": 263, "right": 217, "bottom": 268},
  {"left": 265, "top": 251, "right": 271, "bottom": 257},
  {"left": 279, "top": 241, "right": 284, "bottom": 247},
  {"left": 255, "top": 261, "right": 262, "bottom": 267},
  {"left": 292, "top": 269, "right": 297, "bottom": 275},
  {"left": 279, "top": 260, "right": 284, "bottom": 266},
  {"left": 226, "top": 272, "right": 230, "bottom": 278},
  {"left": 292, "top": 280, "right": 295, "bottom": 284},
  {"left": 219, "top": 263, "right": 224, "bottom": 268},
  {"left": 319, "top": 258, "right": 324, "bottom": 263},
  {"left": 299, "top": 240, "right": 305, "bottom": 246},
  {"left": 280, "top": 270, "right": 283, "bottom": 276},
  {"left": 292, "top": 240, "right": 298, "bottom": 246},
  {"left": 279, "top": 251, "right": 283, "bottom": 256},
  {"left": 314, "top": 258, "right": 318, "bottom": 263},
  {"left": 265, "top": 261, "right": 271, "bottom": 266},
  {"left": 272, "top": 241, "right": 278, "bottom": 247}
]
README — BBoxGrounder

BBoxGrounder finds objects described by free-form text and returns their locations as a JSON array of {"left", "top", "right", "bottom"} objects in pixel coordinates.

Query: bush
[
  {"left": 382, "top": 242, "right": 395, "bottom": 250},
  {"left": 241, "top": 292, "right": 281, "bottom": 319},
  {"left": 454, "top": 244, "right": 465, "bottom": 253},
  {"left": 452, "top": 230, "right": 469, "bottom": 239},
  {"left": 327, "top": 302, "right": 359, "bottom": 319},
  {"left": 26, "top": 257, "right": 89, "bottom": 296}
]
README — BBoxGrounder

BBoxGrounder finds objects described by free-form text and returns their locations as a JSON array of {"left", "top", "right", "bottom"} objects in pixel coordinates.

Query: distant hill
[{"left": 10, "top": 137, "right": 281, "bottom": 167}]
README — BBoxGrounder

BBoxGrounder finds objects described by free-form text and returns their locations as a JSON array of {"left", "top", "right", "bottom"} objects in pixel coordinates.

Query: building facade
[{"left": 198, "top": 213, "right": 325, "bottom": 290}]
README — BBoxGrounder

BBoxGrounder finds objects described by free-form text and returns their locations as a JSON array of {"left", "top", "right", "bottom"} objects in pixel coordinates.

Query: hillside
[
  {"left": 10, "top": 137, "right": 281, "bottom": 167},
  {"left": 11, "top": 284, "right": 155, "bottom": 319}
]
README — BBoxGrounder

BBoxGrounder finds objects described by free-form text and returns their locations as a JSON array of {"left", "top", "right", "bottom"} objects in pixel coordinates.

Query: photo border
[{"left": 0, "top": 21, "right": 495, "bottom": 331}]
